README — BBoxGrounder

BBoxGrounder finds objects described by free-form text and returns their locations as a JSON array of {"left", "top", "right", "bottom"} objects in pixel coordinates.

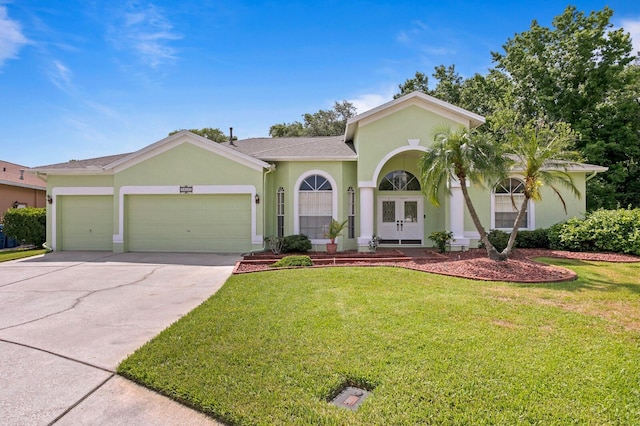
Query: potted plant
[{"left": 325, "top": 219, "right": 348, "bottom": 254}]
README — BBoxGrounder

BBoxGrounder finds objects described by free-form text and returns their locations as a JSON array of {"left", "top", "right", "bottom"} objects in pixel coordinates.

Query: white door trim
[{"left": 377, "top": 195, "right": 424, "bottom": 244}]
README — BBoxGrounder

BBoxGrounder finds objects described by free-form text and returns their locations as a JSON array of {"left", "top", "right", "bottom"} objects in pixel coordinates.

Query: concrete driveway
[{"left": 0, "top": 251, "right": 238, "bottom": 425}]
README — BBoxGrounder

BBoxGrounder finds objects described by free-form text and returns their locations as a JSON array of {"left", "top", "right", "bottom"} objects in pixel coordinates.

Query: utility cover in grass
[{"left": 331, "top": 387, "right": 370, "bottom": 410}]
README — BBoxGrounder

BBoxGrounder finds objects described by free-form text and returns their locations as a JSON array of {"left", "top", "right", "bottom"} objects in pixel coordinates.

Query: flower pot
[{"left": 326, "top": 242, "right": 338, "bottom": 254}]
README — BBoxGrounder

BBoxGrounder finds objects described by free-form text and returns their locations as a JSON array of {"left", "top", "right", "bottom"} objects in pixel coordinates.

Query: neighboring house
[
  {"left": 0, "top": 160, "right": 46, "bottom": 220},
  {"left": 30, "top": 92, "right": 607, "bottom": 253}
]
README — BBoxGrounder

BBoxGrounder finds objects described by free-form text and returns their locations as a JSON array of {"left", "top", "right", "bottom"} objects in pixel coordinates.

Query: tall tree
[
  {"left": 168, "top": 127, "right": 235, "bottom": 143},
  {"left": 492, "top": 6, "right": 640, "bottom": 209},
  {"left": 500, "top": 119, "right": 582, "bottom": 257},
  {"left": 394, "top": 71, "right": 431, "bottom": 99},
  {"left": 419, "top": 126, "right": 509, "bottom": 260},
  {"left": 269, "top": 101, "right": 357, "bottom": 137}
]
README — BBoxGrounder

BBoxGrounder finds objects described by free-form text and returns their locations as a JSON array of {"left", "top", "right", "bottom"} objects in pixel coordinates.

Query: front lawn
[
  {"left": 118, "top": 261, "right": 640, "bottom": 425},
  {"left": 0, "top": 248, "right": 47, "bottom": 262}
]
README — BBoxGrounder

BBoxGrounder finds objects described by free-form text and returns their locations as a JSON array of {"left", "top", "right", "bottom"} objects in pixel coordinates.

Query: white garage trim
[
  {"left": 50, "top": 187, "right": 114, "bottom": 251},
  {"left": 115, "top": 185, "right": 261, "bottom": 245}
]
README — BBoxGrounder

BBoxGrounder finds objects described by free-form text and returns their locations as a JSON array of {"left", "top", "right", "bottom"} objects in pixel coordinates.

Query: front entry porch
[{"left": 377, "top": 196, "right": 424, "bottom": 245}]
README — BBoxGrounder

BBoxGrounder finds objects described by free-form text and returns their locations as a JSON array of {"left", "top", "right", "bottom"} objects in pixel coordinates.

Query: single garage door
[
  {"left": 60, "top": 195, "right": 114, "bottom": 251},
  {"left": 126, "top": 194, "right": 251, "bottom": 253}
]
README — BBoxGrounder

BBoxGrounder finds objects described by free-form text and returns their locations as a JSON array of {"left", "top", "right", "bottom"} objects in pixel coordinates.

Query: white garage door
[
  {"left": 126, "top": 194, "right": 251, "bottom": 253},
  {"left": 60, "top": 195, "right": 114, "bottom": 251}
]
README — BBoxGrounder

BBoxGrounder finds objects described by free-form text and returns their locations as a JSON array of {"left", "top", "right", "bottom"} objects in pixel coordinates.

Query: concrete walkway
[{"left": 0, "top": 251, "right": 237, "bottom": 425}]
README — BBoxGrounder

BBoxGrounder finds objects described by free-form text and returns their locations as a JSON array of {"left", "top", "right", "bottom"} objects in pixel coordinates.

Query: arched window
[
  {"left": 276, "top": 187, "right": 285, "bottom": 238},
  {"left": 298, "top": 174, "right": 333, "bottom": 239},
  {"left": 493, "top": 178, "right": 528, "bottom": 229},
  {"left": 378, "top": 170, "right": 421, "bottom": 191}
]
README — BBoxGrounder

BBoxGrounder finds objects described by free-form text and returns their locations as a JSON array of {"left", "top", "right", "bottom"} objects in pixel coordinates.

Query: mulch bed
[{"left": 234, "top": 248, "right": 639, "bottom": 283}]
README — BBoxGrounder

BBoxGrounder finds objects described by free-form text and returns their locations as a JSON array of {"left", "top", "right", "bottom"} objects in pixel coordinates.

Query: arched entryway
[{"left": 376, "top": 170, "right": 423, "bottom": 244}]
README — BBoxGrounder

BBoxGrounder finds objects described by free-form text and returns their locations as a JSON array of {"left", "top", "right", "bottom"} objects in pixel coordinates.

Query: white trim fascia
[
  {"left": 108, "top": 133, "right": 269, "bottom": 173},
  {"left": 293, "top": 170, "right": 339, "bottom": 238},
  {"left": 27, "top": 168, "right": 113, "bottom": 176},
  {"left": 256, "top": 156, "right": 358, "bottom": 162},
  {"left": 115, "top": 185, "right": 261, "bottom": 245},
  {"left": 358, "top": 181, "right": 377, "bottom": 188},
  {"left": 0, "top": 180, "right": 46, "bottom": 191},
  {"left": 345, "top": 91, "right": 485, "bottom": 140},
  {"left": 50, "top": 187, "right": 115, "bottom": 251}
]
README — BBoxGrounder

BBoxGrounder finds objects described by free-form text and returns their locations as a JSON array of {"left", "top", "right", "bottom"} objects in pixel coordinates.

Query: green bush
[
  {"left": 547, "top": 222, "right": 565, "bottom": 250},
  {"left": 2, "top": 208, "right": 46, "bottom": 247},
  {"left": 428, "top": 230, "right": 454, "bottom": 253},
  {"left": 482, "top": 229, "right": 510, "bottom": 252},
  {"left": 270, "top": 255, "right": 313, "bottom": 268},
  {"left": 549, "top": 209, "right": 640, "bottom": 255},
  {"left": 515, "top": 228, "right": 550, "bottom": 249},
  {"left": 281, "top": 234, "right": 312, "bottom": 253}
]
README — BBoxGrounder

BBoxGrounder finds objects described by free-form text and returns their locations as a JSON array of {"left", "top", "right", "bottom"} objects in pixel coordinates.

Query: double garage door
[
  {"left": 126, "top": 194, "right": 251, "bottom": 253},
  {"left": 60, "top": 194, "right": 251, "bottom": 253}
]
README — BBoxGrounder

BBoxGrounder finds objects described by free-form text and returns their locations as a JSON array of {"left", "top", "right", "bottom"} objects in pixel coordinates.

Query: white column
[
  {"left": 449, "top": 179, "right": 470, "bottom": 247},
  {"left": 357, "top": 185, "right": 374, "bottom": 248}
]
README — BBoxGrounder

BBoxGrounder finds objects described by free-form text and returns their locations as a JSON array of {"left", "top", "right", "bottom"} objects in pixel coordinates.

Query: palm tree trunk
[
  {"left": 458, "top": 175, "right": 504, "bottom": 261},
  {"left": 501, "top": 196, "right": 530, "bottom": 258}
]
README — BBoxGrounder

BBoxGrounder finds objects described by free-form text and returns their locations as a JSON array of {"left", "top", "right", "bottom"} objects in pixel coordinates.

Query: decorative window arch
[
  {"left": 294, "top": 172, "right": 337, "bottom": 241},
  {"left": 492, "top": 178, "right": 531, "bottom": 229},
  {"left": 378, "top": 170, "right": 421, "bottom": 191}
]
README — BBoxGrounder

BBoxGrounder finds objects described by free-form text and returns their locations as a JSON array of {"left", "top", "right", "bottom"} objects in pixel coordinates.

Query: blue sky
[{"left": 1, "top": 1, "right": 638, "bottom": 167}]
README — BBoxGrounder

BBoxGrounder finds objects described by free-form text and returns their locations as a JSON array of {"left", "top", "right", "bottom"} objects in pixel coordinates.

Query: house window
[
  {"left": 277, "top": 187, "right": 285, "bottom": 238},
  {"left": 378, "top": 170, "right": 421, "bottom": 191},
  {"left": 299, "top": 174, "right": 333, "bottom": 239},
  {"left": 494, "top": 178, "right": 528, "bottom": 229},
  {"left": 347, "top": 187, "right": 355, "bottom": 239}
]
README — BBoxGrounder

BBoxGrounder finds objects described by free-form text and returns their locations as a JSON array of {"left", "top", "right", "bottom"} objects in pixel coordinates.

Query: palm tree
[
  {"left": 419, "top": 125, "right": 509, "bottom": 260},
  {"left": 500, "top": 119, "right": 581, "bottom": 257}
]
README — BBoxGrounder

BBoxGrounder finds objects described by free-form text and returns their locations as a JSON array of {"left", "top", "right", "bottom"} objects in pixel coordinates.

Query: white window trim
[
  {"left": 490, "top": 179, "right": 535, "bottom": 231},
  {"left": 293, "top": 170, "right": 338, "bottom": 244}
]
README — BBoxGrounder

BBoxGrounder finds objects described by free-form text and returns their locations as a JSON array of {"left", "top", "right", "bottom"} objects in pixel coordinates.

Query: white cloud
[
  {"left": 109, "top": 1, "right": 182, "bottom": 68},
  {"left": 621, "top": 18, "right": 640, "bottom": 56},
  {"left": 0, "top": 6, "right": 29, "bottom": 68},
  {"left": 50, "top": 60, "right": 72, "bottom": 91},
  {"left": 349, "top": 86, "right": 396, "bottom": 113}
]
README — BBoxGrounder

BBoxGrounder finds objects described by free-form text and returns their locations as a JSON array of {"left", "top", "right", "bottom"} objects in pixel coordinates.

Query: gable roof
[
  {"left": 0, "top": 160, "right": 46, "bottom": 190},
  {"left": 221, "top": 136, "right": 357, "bottom": 161},
  {"left": 345, "top": 91, "right": 486, "bottom": 141},
  {"left": 31, "top": 131, "right": 270, "bottom": 175}
]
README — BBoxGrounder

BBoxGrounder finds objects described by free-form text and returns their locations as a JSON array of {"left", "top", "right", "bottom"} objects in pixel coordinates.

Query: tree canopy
[
  {"left": 399, "top": 5, "right": 640, "bottom": 209},
  {"left": 169, "top": 127, "right": 236, "bottom": 143},
  {"left": 269, "top": 101, "right": 357, "bottom": 137}
]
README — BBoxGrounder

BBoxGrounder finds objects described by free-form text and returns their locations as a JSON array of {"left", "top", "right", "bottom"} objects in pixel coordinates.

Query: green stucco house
[{"left": 30, "top": 92, "right": 606, "bottom": 253}]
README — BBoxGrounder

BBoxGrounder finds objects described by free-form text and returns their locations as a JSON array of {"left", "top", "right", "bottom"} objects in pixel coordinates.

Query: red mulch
[{"left": 234, "top": 249, "right": 639, "bottom": 283}]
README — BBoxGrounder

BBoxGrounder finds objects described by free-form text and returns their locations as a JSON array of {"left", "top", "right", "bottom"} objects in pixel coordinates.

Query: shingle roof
[
  {"left": 0, "top": 160, "right": 46, "bottom": 189},
  {"left": 32, "top": 153, "right": 132, "bottom": 170},
  {"left": 220, "top": 136, "right": 357, "bottom": 160}
]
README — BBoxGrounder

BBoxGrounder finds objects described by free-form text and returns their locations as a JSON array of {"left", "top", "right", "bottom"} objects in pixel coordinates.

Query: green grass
[
  {"left": 118, "top": 261, "right": 640, "bottom": 425},
  {"left": 0, "top": 248, "right": 47, "bottom": 262}
]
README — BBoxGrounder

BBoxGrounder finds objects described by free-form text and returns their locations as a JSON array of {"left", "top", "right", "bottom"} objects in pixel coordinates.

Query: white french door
[{"left": 377, "top": 196, "right": 424, "bottom": 244}]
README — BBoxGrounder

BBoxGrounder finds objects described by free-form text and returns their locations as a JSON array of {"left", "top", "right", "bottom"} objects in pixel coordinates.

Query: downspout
[
  {"left": 242, "top": 163, "right": 276, "bottom": 256},
  {"left": 585, "top": 170, "right": 598, "bottom": 181}
]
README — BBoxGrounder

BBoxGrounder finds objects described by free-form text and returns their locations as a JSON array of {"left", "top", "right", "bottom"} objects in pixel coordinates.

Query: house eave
[{"left": 0, "top": 179, "right": 46, "bottom": 191}]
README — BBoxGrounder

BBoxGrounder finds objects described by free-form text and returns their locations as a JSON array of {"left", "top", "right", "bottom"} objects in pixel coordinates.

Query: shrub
[
  {"left": 547, "top": 222, "right": 565, "bottom": 250},
  {"left": 270, "top": 255, "right": 313, "bottom": 268},
  {"left": 548, "top": 209, "right": 640, "bottom": 255},
  {"left": 281, "top": 234, "right": 312, "bottom": 253},
  {"left": 265, "top": 236, "right": 284, "bottom": 255},
  {"left": 429, "top": 231, "right": 454, "bottom": 253},
  {"left": 482, "top": 229, "right": 510, "bottom": 252},
  {"left": 515, "top": 228, "right": 549, "bottom": 249},
  {"left": 2, "top": 208, "right": 46, "bottom": 247}
]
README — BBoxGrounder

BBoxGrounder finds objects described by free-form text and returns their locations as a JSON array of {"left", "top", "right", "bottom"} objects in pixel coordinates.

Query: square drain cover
[{"left": 331, "top": 386, "right": 370, "bottom": 410}]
